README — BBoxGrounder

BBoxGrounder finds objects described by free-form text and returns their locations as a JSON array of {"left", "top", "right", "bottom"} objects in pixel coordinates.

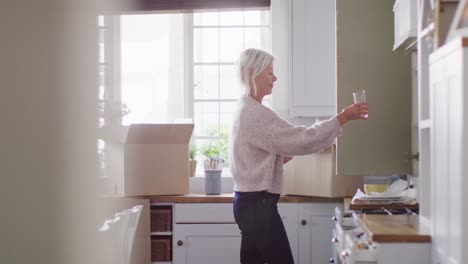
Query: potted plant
[
  {"left": 199, "top": 141, "right": 226, "bottom": 195},
  {"left": 189, "top": 143, "right": 197, "bottom": 177}
]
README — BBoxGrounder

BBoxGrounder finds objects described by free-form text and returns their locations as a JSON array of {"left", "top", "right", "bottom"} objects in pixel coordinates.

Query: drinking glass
[
  {"left": 353, "top": 90, "right": 368, "bottom": 118},
  {"left": 353, "top": 90, "right": 366, "bottom": 103}
]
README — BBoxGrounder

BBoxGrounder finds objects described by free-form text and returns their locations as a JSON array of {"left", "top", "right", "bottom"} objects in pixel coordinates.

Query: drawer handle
[
  {"left": 177, "top": 240, "right": 183, "bottom": 246},
  {"left": 332, "top": 216, "right": 338, "bottom": 222},
  {"left": 329, "top": 258, "right": 335, "bottom": 263},
  {"left": 331, "top": 237, "right": 338, "bottom": 243},
  {"left": 301, "top": 219, "right": 307, "bottom": 226}
]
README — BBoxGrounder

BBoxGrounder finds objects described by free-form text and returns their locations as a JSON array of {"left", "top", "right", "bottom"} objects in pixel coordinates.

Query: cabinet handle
[
  {"left": 332, "top": 216, "right": 338, "bottom": 222},
  {"left": 301, "top": 219, "right": 307, "bottom": 226},
  {"left": 331, "top": 237, "right": 338, "bottom": 243},
  {"left": 177, "top": 240, "right": 183, "bottom": 246},
  {"left": 329, "top": 258, "right": 335, "bottom": 263}
]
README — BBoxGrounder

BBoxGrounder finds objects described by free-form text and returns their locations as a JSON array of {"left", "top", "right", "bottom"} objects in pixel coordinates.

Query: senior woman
[{"left": 229, "top": 48, "right": 368, "bottom": 264}]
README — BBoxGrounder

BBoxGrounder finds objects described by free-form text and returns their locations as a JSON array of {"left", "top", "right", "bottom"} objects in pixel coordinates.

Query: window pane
[
  {"left": 98, "top": 15, "right": 105, "bottom": 27},
  {"left": 98, "top": 64, "right": 105, "bottom": 99},
  {"left": 194, "top": 12, "right": 219, "bottom": 26},
  {"left": 220, "top": 102, "right": 236, "bottom": 136},
  {"left": 194, "top": 65, "right": 219, "bottom": 99},
  {"left": 219, "top": 28, "right": 244, "bottom": 62},
  {"left": 220, "top": 65, "right": 240, "bottom": 99},
  {"left": 120, "top": 14, "right": 185, "bottom": 125},
  {"left": 244, "top": 11, "right": 270, "bottom": 25},
  {"left": 245, "top": 28, "right": 269, "bottom": 50},
  {"left": 98, "top": 29, "right": 106, "bottom": 63},
  {"left": 220, "top": 11, "right": 243, "bottom": 26},
  {"left": 194, "top": 28, "right": 219, "bottom": 63},
  {"left": 194, "top": 102, "right": 219, "bottom": 137}
]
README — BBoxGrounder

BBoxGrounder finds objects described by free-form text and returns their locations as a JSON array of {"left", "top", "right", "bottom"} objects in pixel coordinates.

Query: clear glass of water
[
  {"left": 353, "top": 90, "right": 368, "bottom": 118},
  {"left": 353, "top": 90, "right": 366, "bottom": 103}
]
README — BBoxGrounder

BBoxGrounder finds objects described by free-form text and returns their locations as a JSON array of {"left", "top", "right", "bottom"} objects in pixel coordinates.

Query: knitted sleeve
[{"left": 244, "top": 106, "right": 342, "bottom": 156}]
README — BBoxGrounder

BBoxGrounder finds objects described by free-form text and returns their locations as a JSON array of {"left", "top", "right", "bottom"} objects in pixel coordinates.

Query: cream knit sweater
[{"left": 229, "top": 94, "right": 343, "bottom": 194}]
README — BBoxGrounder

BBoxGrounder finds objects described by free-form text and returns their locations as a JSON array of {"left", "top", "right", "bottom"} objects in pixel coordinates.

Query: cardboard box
[
  {"left": 124, "top": 124, "right": 194, "bottom": 196},
  {"left": 283, "top": 145, "right": 363, "bottom": 197}
]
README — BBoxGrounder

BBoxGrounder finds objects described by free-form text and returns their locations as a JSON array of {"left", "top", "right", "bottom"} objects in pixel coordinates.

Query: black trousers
[{"left": 233, "top": 191, "right": 294, "bottom": 264}]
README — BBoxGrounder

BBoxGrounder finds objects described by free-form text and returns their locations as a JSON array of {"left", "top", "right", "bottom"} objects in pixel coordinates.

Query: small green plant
[
  {"left": 189, "top": 143, "right": 197, "bottom": 160},
  {"left": 200, "top": 139, "right": 228, "bottom": 159},
  {"left": 200, "top": 142, "right": 221, "bottom": 159}
]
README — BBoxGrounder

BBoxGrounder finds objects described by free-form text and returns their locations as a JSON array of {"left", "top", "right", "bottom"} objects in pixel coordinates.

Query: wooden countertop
[
  {"left": 145, "top": 194, "right": 343, "bottom": 203},
  {"left": 357, "top": 214, "right": 431, "bottom": 243},
  {"left": 344, "top": 197, "right": 419, "bottom": 211}
]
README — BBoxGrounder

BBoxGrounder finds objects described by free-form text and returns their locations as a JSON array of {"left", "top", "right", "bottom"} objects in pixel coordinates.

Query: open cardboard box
[
  {"left": 283, "top": 145, "right": 363, "bottom": 197},
  {"left": 124, "top": 124, "right": 194, "bottom": 196}
]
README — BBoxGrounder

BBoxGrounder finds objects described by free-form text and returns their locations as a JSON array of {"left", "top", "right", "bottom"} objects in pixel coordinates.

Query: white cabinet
[
  {"left": 298, "top": 203, "right": 341, "bottom": 264},
  {"left": 173, "top": 224, "right": 241, "bottom": 264},
  {"left": 172, "top": 203, "right": 299, "bottom": 264},
  {"left": 290, "top": 0, "right": 335, "bottom": 117},
  {"left": 429, "top": 37, "right": 468, "bottom": 264},
  {"left": 171, "top": 202, "right": 340, "bottom": 264},
  {"left": 393, "top": 0, "right": 418, "bottom": 51},
  {"left": 288, "top": 0, "right": 412, "bottom": 179}
]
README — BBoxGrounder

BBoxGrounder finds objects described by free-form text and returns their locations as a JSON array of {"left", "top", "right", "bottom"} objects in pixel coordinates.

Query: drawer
[
  {"left": 342, "top": 233, "right": 378, "bottom": 263},
  {"left": 174, "top": 203, "right": 235, "bottom": 223},
  {"left": 150, "top": 206, "right": 172, "bottom": 232},
  {"left": 151, "top": 236, "right": 171, "bottom": 262}
]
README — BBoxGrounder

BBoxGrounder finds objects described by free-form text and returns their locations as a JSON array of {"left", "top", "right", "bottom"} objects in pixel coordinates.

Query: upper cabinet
[
  {"left": 288, "top": 0, "right": 413, "bottom": 176},
  {"left": 290, "top": 0, "right": 336, "bottom": 117},
  {"left": 393, "top": 0, "right": 418, "bottom": 51}
]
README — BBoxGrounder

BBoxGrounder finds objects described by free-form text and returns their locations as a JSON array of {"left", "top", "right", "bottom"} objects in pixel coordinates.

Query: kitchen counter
[
  {"left": 356, "top": 214, "right": 431, "bottom": 243},
  {"left": 146, "top": 193, "right": 343, "bottom": 203}
]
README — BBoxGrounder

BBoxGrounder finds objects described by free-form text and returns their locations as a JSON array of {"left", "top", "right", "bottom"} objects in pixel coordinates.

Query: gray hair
[{"left": 237, "top": 48, "right": 275, "bottom": 96}]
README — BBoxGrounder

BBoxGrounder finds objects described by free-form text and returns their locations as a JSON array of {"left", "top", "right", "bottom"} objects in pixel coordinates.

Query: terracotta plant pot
[{"left": 189, "top": 160, "right": 197, "bottom": 177}]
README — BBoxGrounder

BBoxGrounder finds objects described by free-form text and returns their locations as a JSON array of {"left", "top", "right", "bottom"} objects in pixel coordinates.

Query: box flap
[{"left": 126, "top": 124, "right": 194, "bottom": 144}]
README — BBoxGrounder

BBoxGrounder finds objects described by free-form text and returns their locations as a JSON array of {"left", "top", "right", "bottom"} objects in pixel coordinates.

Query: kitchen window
[{"left": 98, "top": 9, "right": 271, "bottom": 177}]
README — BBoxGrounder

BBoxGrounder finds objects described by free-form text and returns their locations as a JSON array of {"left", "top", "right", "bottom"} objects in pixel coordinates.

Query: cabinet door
[
  {"left": 173, "top": 203, "right": 298, "bottom": 264},
  {"left": 290, "top": 0, "right": 336, "bottom": 117},
  {"left": 173, "top": 224, "right": 241, "bottom": 264},
  {"left": 336, "top": 0, "right": 412, "bottom": 176},
  {"left": 278, "top": 203, "right": 299, "bottom": 264},
  {"left": 430, "top": 40, "right": 466, "bottom": 264},
  {"left": 298, "top": 203, "right": 339, "bottom": 264}
]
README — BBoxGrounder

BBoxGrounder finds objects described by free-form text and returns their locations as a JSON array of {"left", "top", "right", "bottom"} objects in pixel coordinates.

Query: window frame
[
  {"left": 99, "top": 10, "right": 271, "bottom": 177},
  {"left": 187, "top": 10, "right": 271, "bottom": 176}
]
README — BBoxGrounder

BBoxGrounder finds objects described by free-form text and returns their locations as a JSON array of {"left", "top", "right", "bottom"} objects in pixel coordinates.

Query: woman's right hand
[{"left": 336, "top": 102, "right": 368, "bottom": 126}]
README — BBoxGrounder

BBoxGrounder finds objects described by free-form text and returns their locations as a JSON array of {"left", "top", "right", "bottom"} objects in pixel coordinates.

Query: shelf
[
  {"left": 419, "top": 119, "right": 433, "bottom": 129},
  {"left": 151, "top": 232, "right": 172, "bottom": 236}
]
